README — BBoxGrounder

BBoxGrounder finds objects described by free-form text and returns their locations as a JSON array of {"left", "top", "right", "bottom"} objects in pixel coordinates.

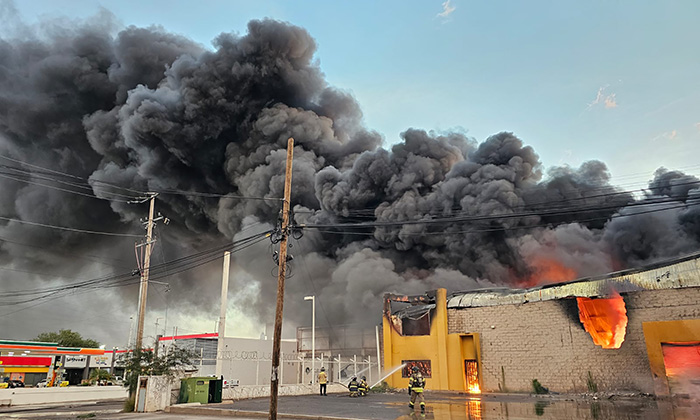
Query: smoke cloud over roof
[{"left": 1, "top": 11, "right": 699, "bottom": 341}]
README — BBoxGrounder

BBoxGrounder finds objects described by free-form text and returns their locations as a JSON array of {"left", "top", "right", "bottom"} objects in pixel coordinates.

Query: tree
[
  {"left": 120, "top": 346, "right": 197, "bottom": 394},
  {"left": 89, "top": 369, "right": 113, "bottom": 385},
  {"left": 34, "top": 329, "right": 100, "bottom": 348}
]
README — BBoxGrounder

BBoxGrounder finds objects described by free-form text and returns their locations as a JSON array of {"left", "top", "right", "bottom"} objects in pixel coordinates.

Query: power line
[
  {"left": 0, "top": 171, "right": 135, "bottom": 203},
  {"left": 0, "top": 215, "right": 143, "bottom": 237},
  {"left": 298, "top": 193, "right": 696, "bottom": 230},
  {"left": 0, "top": 230, "right": 274, "bottom": 303},
  {"left": 154, "top": 188, "right": 283, "bottom": 202},
  {"left": 306, "top": 201, "right": 700, "bottom": 237},
  {"left": 0, "top": 154, "right": 283, "bottom": 203},
  {"left": 0, "top": 165, "right": 142, "bottom": 200},
  {"left": 0, "top": 154, "right": 148, "bottom": 197},
  {"left": 293, "top": 178, "right": 700, "bottom": 220},
  {"left": 0, "top": 234, "right": 132, "bottom": 268}
]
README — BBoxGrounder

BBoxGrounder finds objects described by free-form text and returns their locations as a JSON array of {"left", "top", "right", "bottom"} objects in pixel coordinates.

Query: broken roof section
[{"left": 448, "top": 251, "right": 700, "bottom": 309}]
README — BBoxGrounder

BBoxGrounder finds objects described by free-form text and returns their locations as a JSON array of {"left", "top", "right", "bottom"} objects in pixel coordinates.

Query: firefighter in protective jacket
[
  {"left": 359, "top": 375, "right": 368, "bottom": 396},
  {"left": 408, "top": 366, "right": 426, "bottom": 413},
  {"left": 348, "top": 377, "right": 359, "bottom": 397}
]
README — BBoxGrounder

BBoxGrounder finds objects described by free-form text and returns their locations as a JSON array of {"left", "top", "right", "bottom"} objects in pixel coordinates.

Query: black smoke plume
[{"left": 1, "top": 9, "right": 699, "bottom": 341}]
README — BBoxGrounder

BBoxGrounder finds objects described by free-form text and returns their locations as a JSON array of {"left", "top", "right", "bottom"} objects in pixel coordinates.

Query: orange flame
[
  {"left": 465, "top": 360, "right": 481, "bottom": 393},
  {"left": 517, "top": 257, "right": 577, "bottom": 287},
  {"left": 468, "top": 382, "right": 481, "bottom": 394},
  {"left": 577, "top": 294, "right": 628, "bottom": 349},
  {"left": 467, "top": 399, "right": 482, "bottom": 419}
]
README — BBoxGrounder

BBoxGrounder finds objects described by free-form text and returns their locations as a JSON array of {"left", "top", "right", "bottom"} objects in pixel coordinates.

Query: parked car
[
  {"left": 8, "top": 380, "right": 24, "bottom": 388},
  {"left": 35, "top": 379, "right": 48, "bottom": 388}
]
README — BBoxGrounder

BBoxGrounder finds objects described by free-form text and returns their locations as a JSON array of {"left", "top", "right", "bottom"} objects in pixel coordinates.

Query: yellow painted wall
[
  {"left": 642, "top": 319, "right": 700, "bottom": 396},
  {"left": 0, "top": 367, "right": 49, "bottom": 373},
  {"left": 383, "top": 288, "right": 481, "bottom": 391}
]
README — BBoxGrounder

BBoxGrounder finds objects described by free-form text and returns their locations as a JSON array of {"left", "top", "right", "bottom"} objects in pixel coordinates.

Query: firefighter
[
  {"left": 408, "top": 366, "right": 426, "bottom": 413},
  {"left": 348, "top": 376, "right": 359, "bottom": 397},
  {"left": 318, "top": 367, "right": 328, "bottom": 396},
  {"left": 359, "top": 375, "right": 368, "bottom": 396}
]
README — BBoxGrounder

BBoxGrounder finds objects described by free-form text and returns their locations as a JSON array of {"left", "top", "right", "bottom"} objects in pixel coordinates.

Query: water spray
[{"left": 370, "top": 363, "right": 406, "bottom": 389}]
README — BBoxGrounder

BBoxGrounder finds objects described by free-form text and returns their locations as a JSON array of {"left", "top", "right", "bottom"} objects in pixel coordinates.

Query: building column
[
  {"left": 434, "top": 288, "right": 450, "bottom": 390},
  {"left": 382, "top": 306, "right": 394, "bottom": 387},
  {"left": 82, "top": 356, "right": 91, "bottom": 382}
]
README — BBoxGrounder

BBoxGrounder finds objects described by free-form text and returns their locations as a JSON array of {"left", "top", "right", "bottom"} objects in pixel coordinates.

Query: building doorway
[
  {"left": 464, "top": 360, "right": 480, "bottom": 393},
  {"left": 662, "top": 342, "right": 700, "bottom": 397}
]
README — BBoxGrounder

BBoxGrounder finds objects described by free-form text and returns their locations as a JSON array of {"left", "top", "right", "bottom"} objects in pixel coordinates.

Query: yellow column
[
  {"left": 435, "top": 288, "right": 450, "bottom": 390},
  {"left": 382, "top": 309, "right": 395, "bottom": 387}
]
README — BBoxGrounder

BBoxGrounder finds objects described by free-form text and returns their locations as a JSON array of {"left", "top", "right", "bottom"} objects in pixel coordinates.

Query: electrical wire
[
  {"left": 298, "top": 190, "right": 699, "bottom": 230},
  {"left": 0, "top": 230, "right": 274, "bottom": 303},
  {"left": 293, "top": 236, "right": 341, "bottom": 346},
  {"left": 0, "top": 165, "right": 141, "bottom": 200},
  {"left": 293, "top": 178, "right": 700, "bottom": 221},
  {"left": 154, "top": 189, "right": 283, "bottom": 202},
  {"left": 0, "top": 234, "right": 132, "bottom": 267},
  {"left": 0, "top": 172, "right": 135, "bottom": 203},
  {"left": 0, "top": 215, "right": 143, "bottom": 237},
  {"left": 0, "top": 154, "right": 281, "bottom": 203},
  {"left": 306, "top": 201, "right": 700, "bottom": 237}
]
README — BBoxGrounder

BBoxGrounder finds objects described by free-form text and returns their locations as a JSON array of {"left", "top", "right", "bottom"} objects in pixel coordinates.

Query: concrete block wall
[
  {"left": 222, "top": 383, "right": 347, "bottom": 400},
  {"left": 447, "top": 287, "right": 700, "bottom": 394}
]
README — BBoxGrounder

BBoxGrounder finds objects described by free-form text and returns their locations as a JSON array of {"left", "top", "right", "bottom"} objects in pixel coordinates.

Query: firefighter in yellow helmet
[
  {"left": 358, "top": 375, "right": 368, "bottom": 396},
  {"left": 408, "top": 366, "right": 426, "bottom": 413},
  {"left": 348, "top": 377, "right": 359, "bottom": 397}
]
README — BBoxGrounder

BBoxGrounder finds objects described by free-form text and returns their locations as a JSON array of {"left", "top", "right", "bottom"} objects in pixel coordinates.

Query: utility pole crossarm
[{"left": 269, "top": 138, "right": 294, "bottom": 420}]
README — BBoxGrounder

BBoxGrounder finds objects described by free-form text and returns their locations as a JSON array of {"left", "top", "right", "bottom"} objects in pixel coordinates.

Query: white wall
[
  {"left": 218, "top": 337, "right": 297, "bottom": 385},
  {"left": 0, "top": 386, "right": 127, "bottom": 406}
]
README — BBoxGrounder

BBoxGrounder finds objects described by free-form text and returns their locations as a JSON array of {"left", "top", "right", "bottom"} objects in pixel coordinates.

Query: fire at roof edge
[{"left": 446, "top": 250, "right": 700, "bottom": 309}]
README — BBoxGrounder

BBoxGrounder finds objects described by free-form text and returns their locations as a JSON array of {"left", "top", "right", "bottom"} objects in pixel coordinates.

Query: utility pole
[
  {"left": 135, "top": 193, "right": 157, "bottom": 351},
  {"left": 269, "top": 138, "right": 294, "bottom": 420},
  {"left": 216, "top": 251, "right": 231, "bottom": 378}
]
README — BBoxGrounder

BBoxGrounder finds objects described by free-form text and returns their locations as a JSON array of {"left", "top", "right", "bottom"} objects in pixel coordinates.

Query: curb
[
  {"left": 166, "top": 405, "right": 365, "bottom": 420},
  {"left": 2, "top": 408, "right": 122, "bottom": 418},
  {"left": 0, "top": 399, "right": 125, "bottom": 413}
]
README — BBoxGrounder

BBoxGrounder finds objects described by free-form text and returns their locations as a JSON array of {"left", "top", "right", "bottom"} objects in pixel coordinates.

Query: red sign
[{"left": 0, "top": 356, "right": 52, "bottom": 367}]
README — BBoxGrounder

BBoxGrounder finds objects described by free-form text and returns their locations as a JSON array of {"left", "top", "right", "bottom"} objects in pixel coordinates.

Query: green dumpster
[
  {"left": 208, "top": 379, "right": 223, "bottom": 403},
  {"left": 178, "top": 377, "right": 211, "bottom": 404}
]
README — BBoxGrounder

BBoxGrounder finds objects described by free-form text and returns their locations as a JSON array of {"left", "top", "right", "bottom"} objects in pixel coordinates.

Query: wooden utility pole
[
  {"left": 269, "top": 138, "right": 294, "bottom": 420},
  {"left": 135, "top": 193, "right": 157, "bottom": 351}
]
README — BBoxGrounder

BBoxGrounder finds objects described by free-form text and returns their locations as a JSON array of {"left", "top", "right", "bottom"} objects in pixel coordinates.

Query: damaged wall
[{"left": 448, "top": 287, "right": 700, "bottom": 394}]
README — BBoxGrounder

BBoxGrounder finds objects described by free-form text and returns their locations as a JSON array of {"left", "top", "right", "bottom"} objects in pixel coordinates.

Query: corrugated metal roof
[{"left": 447, "top": 251, "right": 700, "bottom": 309}]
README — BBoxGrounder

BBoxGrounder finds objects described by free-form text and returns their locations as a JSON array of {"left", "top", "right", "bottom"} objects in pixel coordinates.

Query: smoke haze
[{"left": 1, "top": 8, "right": 699, "bottom": 344}]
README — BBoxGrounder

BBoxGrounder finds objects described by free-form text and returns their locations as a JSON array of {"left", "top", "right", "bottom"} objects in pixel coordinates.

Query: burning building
[{"left": 381, "top": 251, "right": 700, "bottom": 397}]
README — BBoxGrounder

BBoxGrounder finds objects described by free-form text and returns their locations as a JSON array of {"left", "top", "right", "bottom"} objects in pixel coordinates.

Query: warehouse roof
[{"left": 447, "top": 251, "right": 700, "bottom": 309}]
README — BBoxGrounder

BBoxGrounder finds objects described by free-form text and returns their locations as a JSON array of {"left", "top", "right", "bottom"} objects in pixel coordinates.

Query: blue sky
[{"left": 10, "top": 0, "right": 700, "bottom": 184}]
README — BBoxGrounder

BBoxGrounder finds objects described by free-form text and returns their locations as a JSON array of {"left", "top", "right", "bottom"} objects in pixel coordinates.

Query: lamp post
[{"left": 304, "top": 295, "right": 315, "bottom": 383}]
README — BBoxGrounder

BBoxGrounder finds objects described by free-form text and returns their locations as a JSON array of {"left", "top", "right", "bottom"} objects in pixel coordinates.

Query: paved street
[
  {"left": 207, "top": 391, "right": 692, "bottom": 419},
  {"left": 2, "top": 392, "right": 700, "bottom": 419},
  {"left": 0, "top": 400, "right": 124, "bottom": 419}
]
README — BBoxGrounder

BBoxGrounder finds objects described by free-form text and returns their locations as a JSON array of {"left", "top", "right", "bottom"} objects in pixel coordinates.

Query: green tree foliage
[
  {"left": 34, "top": 329, "right": 100, "bottom": 348},
  {"left": 89, "top": 369, "right": 113, "bottom": 384},
  {"left": 120, "top": 347, "right": 197, "bottom": 394}
]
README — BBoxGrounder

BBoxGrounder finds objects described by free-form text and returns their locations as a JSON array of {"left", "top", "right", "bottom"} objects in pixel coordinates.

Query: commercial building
[
  {"left": 0, "top": 340, "right": 107, "bottom": 386},
  {"left": 382, "top": 252, "right": 700, "bottom": 397},
  {"left": 158, "top": 333, "right": 298, "bottom": 386},
  {"left": 296, "top": 325, "right": 381, "bottom": 385}
]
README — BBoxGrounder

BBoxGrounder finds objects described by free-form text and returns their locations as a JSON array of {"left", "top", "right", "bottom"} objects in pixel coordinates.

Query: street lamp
[{"left": 304, "top": 295, "right": 315, "bottom": 384}]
